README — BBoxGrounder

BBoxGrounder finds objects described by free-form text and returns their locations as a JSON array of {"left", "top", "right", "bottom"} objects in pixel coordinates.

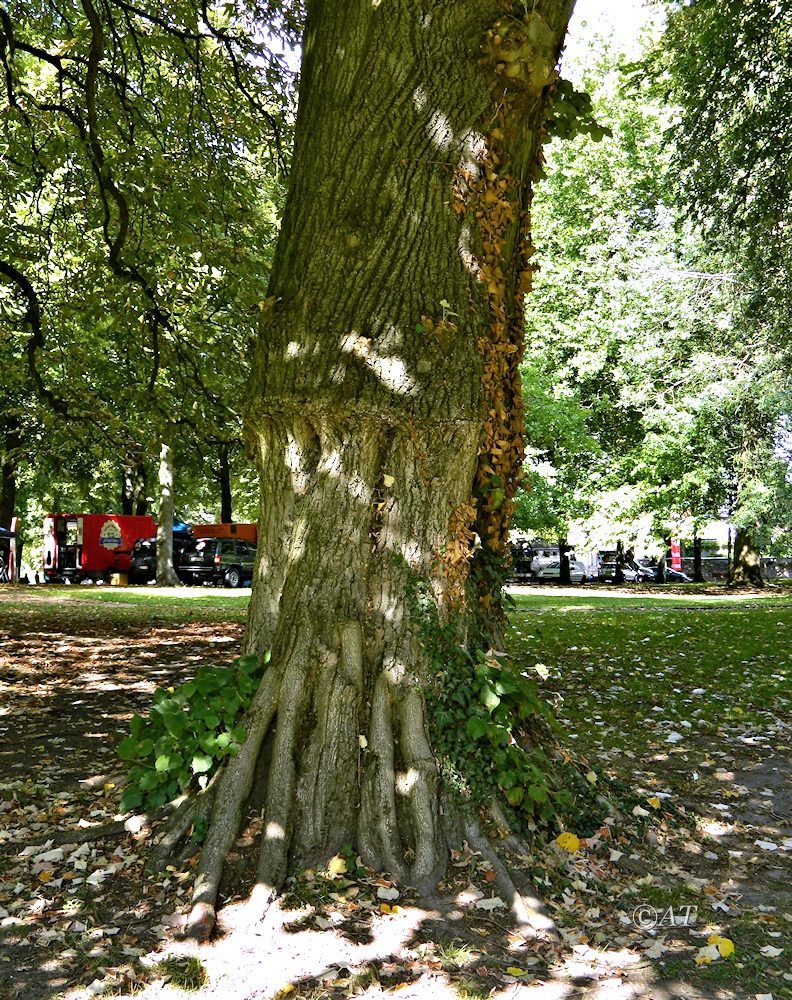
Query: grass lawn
[
  {"left": 508, "top": 585, "right": 792, "bottom": 999},
  {"left": 0, "top": 583, "right": 251, "bottom": 626},
  {"left": 508, "top": 586, "right": 791, "bottom": 749}
]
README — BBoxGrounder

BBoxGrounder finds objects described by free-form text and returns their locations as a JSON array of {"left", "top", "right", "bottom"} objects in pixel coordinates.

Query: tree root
[
  {"left": 464, "top": 820, "right": 558, "bottom": 943},
  {"left": 147, "top": 781, "right": 218, "bottom": 873},
  {"left": 184, "top": 664, "right": 283, "bottom": 940}
]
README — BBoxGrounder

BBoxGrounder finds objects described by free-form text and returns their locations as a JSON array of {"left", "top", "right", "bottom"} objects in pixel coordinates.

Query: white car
[{"left": 535, "top": 559, "right": 588, "bottom": 583}]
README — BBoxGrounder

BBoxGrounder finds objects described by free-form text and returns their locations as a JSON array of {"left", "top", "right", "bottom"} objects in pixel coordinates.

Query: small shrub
[{"left": 118, "top": 653, "right": 267, "bottom": 813}]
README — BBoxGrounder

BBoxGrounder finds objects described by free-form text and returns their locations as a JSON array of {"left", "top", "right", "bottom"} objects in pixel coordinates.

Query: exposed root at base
[
  {"left": 148, "top": 782, "right": 218, "bottom": 873},
  {"left": 464, "top": 821, "right": 558, "bottom": 943}
]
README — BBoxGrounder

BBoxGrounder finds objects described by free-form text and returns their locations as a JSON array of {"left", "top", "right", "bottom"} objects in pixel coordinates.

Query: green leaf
[
  {"left": 117, "top": 737, "right": 140, "bottom": 761},
  {"left": 466, "top": 717, "right": 489, "bottom": 740},
  {"left": 155, "top": 754, "right": 170, "bottom": 772},
  {"left": 139, "top": 770, "right": 160, "bottom": 791},
  {"left": 480, "top": 685, "right": 501, "bottom": 712},
  {"left": 236, "top": 654, "right": 260, "bottom": 674},
  {"left": 120, "top": 787, "right": 143, "bottom": 813},
  {"left": 528, "top": 783, "right": 548, "bottom": 803},
  {"left": 191, "top": 754, "right": 213, "bottom": 774}
]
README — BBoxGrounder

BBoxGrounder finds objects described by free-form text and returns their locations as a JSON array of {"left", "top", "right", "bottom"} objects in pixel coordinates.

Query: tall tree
[{"left": 176, "top": 0, "right": 576, "bottom": 940}]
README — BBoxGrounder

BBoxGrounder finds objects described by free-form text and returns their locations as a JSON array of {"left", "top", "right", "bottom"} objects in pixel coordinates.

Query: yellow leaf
[
  {"left": 382, "top": 474, "right": 395, "bottom": 488},
  {"left": 586, "top": 771, "right": 597, "bottom": 785},
  {"left": 38, "top": 871, "right": 53, "bottom": 883},
  {"left": 717, "top": 937, "right": 735, "bottom": 958},
  {"left": 379, "top": 903, "right": 392, "bottom": 914},
  {"left": 705, "top": 934, "right": 735, "bottom": 958},
  {"left": 556, "top": 832, "right": 581, "bottom": 853},
  {"left": 327, "top": 855, "right": 347, "bottom": 876},
  {"left": 647, "top": 797, "right": 661, "bottom": 809},
  {"left": 506, "top": 967, "right": 526, "bottom": 977}
]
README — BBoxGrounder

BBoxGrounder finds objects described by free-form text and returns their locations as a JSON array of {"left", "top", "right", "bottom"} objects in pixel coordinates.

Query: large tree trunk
[
  {"left": 730, "top": 526, "right": 763, "bottom": 587},
  {"left": 155, "top": 439, "right": 180, "bottom": 586},
  {"left": 184, "top": 0, "right": 575, "bottom": 940}
]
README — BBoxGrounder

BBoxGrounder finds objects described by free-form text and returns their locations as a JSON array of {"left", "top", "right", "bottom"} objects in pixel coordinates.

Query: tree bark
[
  {"left": 184, "top": 0, "right": 575, "bottom": 939},
  {"left": 559, "top": 538, "right": 571, "bottom": 584},
  {"left": 0, "top": 418, "right": 20, "bottom": 530},
  {"left": 692, "top": 533, "right": 704, "bottom": 583},
  {"left": 614, "top": 540, "right": 625, "bottom": 584},
  {"left": 218, "top": 443, "right": 233, "bottom": 523},
  {"left": 121, "top": 454, "right": 148, "bottom": 517},
  {"left": 156, "top": 439, "right": 180, "bottom": 586},
  {"left": 730, "top": 526, "right": 763, "bottom": 587}
]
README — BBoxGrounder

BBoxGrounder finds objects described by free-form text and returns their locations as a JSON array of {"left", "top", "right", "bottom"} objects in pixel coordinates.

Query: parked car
[
  {"left": 634, "top": 562, "right": 693, "bottom": 584},
  {"left": 177, "top": 537, "right": 256, "bottom": 587},
  {"left": 599, "top": 561, "right": 654, "bottom": 583},
  {"left": 128, "top": 527, "right": 194, "bottom": 585},
  {"left": 535, "top": 559, "right": 588, "bottom": 583}
]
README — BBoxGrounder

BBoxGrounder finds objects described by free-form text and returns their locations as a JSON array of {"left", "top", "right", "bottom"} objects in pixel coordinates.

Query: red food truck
[{"left": 43, "top": 513, "right": 157, "bottom": 583}]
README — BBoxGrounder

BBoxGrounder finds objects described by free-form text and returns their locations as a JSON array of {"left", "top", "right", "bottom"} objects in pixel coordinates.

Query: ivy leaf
[
  {"left": 191, "top": 754, "right": 213, "bottom": 774},
  {"left": 466, "top": 717, "right": 489, "bottom": 740}
]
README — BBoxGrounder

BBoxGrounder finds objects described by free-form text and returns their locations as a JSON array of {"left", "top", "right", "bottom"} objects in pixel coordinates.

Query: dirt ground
[{"left": 0, "top": 588, "right": 789, "bottom": 1000}]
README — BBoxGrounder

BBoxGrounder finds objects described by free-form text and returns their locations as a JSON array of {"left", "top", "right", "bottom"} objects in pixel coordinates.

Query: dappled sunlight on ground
[{"left": 1, "top": 589, "right": 789, "bottom": 999}]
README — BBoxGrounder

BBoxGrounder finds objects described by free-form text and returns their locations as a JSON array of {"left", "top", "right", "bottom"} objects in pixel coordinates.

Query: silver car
[{"left": 535, "top": 559, "right": 588, "bottom": 583}]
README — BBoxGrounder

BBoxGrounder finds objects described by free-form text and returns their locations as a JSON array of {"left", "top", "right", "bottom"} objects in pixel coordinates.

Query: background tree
[
  {"left": 0, "top": 0, "right": 294, "bottom": 571},
  {"left": 518, "top": 22, "right": 792, "bottom": 574}
]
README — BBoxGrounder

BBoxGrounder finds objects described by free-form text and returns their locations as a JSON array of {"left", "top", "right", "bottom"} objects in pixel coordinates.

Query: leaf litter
[{"left": 1, "top": 588, "right": 791, "bottom": 998}]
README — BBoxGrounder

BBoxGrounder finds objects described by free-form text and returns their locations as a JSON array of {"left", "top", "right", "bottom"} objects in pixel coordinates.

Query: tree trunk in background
[
  {"left": 614, "top": 540, "right": 625, "bottom": 584},
  {"left": 186, "top": 0, "right": 575, "bottom": 940},
  {"left": 121, "top": 456, "right": 148, "bottom": 517},
  {"left": 559, "top": 538, "right": 571, "bottom": 584},
  {"left": 156, "top": 440, "right": 180, "bottom": 586},
  {"left": 0, "top": 418, "right": 20, "bottom": 529},
  {"left": 692, "top": 533, "right": 704, "bottom": 583},
  {"left": 219, "top": 443, "right": 233, "bottom": 523},
  {"left": 656, "top": 552, "right": 666, "bottom": 584},
  {"left": 730, "top": 527, "right": 763, "bottom": 586}
]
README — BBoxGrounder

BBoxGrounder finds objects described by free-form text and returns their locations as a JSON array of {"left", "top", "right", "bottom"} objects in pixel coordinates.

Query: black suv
[
  {"left": 177, "top": 537, "right": 256, "bottom": 588},
  {"left": 128, "top": 532, "right": 193, "bottom": 585}
]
